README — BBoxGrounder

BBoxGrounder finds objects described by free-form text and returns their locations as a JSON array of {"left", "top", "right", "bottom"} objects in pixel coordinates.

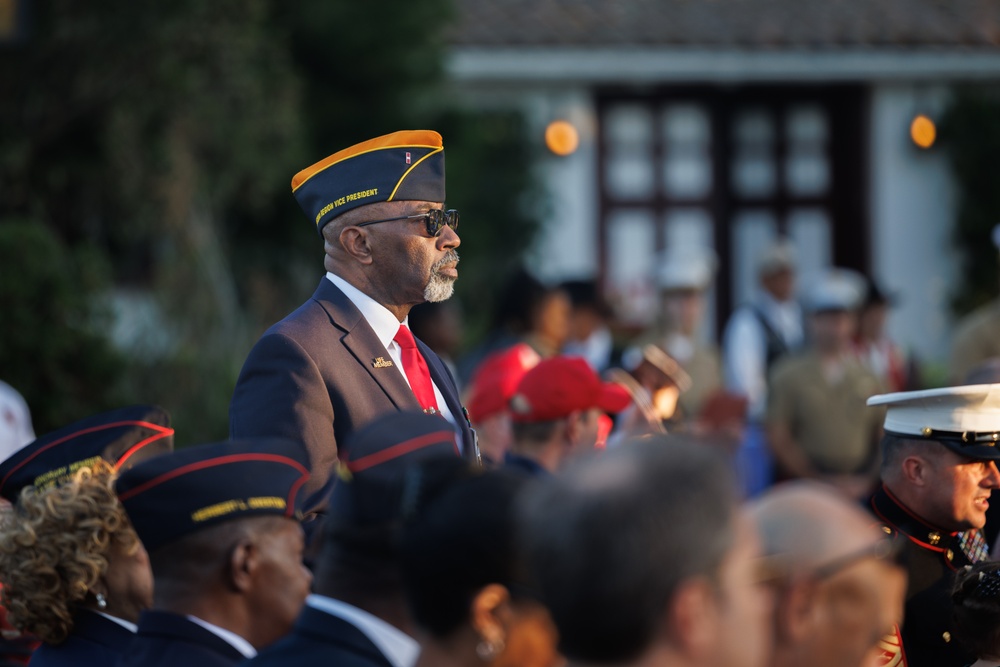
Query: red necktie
[{"left": 393, "top": 324, "right": 440, "bottom": 414}]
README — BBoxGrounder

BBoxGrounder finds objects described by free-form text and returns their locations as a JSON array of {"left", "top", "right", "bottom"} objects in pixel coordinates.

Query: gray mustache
[{"left": 432, "top": 251, "right": 460, "bottom": 271}]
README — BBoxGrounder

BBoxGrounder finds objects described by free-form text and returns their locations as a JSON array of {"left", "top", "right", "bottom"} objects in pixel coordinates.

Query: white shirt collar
[
  {"left": 327, "top": 272, "right": 406, "bottom": 348},
  {"left": 185, "top": 615, "right": 257, "bottom": 659},
  {"left": 306, "top": 594, "right": 418, "bottom": 667},
  {"left": 93, "top": 610, "right": 137, "bottom": 633}
]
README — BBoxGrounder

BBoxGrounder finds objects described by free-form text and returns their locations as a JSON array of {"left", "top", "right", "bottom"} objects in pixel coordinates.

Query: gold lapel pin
[{"left": 372, "top": 357, "right": 394, "bottom": 369}]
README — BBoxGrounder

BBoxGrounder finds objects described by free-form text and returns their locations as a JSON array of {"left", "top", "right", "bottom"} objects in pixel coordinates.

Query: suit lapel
[
  {"left": 310, "top": 279, "right": 421, "bottom": 412},
  {"left": 310, "top": 278, "right": 478, "bottom": 461},
  {"left": 418, "top": 338, "right": 478, "bottom": 461}
]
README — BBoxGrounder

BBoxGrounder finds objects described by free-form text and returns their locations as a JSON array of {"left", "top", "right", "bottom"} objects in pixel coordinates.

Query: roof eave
[{"left": 447, "top": 47, "right": 1000, "bottom": 83}]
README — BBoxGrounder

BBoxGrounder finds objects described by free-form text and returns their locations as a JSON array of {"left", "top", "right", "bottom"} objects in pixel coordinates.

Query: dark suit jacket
[
  {"left": 115, "top": 611, "right": 246, "bottom": 667},
  {"left": 243, "top": 605, "right": 395, "bottom": 667},
  {"left": 869, "top": 485, "right": 976, "bottom": 667},
  {"left": 230, "top": 278, "right": 477, "bottom": 510},
  {"left": 29, "top": 610, "right": 133, "bottom": 667}
]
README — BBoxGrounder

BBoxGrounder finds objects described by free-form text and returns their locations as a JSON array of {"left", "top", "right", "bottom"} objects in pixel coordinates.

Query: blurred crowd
[{"left": 3, "top": 128, "right": 1000, "bottom": 667}]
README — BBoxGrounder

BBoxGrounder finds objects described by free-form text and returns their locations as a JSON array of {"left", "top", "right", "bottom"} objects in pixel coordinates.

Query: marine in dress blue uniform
[
  {"left": 230, "top": 130, "right": 477, "bottom": 517},
  {"left": 0, "top": 405, "right": 174, "bottom": 667},
  {"left": 114, "top": 439, "right": 312, "bottom": 667},
  {"left": 247, "top": 412, "right": 460, "bottom": 667},
  {"left": 866, "top": 385, "right": 1000, "bottom": 667}
]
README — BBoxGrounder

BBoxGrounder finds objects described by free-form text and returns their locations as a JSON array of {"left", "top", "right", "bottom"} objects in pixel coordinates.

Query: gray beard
[{"left": 424, "top": 251, "right": 459, "bottom": 302}]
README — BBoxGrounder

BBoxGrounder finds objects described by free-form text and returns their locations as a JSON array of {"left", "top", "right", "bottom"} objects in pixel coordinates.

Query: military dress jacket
[
  {"left": 229, "top": 278, "right": 477, "bottom": 512},
  {"left": 29, "top": 610, "right": 133, "bottom": 667},
  {"left": 115, "top": 611, "right": 245, "bottom": 667},
  {"left": 244, "top": 605, "right": 394, "bottom": 667},
  {"left": 869, "top": 485, "right": 976, "bottom": 667}
]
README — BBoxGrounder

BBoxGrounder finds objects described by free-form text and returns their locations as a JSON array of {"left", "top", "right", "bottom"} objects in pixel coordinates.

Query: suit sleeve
[{"left": 229, "top": 332, "right": 338, "bottom": 501}]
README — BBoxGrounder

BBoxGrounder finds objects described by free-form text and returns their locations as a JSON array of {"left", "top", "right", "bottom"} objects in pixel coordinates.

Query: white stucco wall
[
  {"left": 447, "top": 82, "right": 599, "bottom": 283},
  {"left": 869, "top": 84, "right": 959, "bottom": 367},
  {"left": 522, "top": 88, "right": 600, "bottom": 281}
]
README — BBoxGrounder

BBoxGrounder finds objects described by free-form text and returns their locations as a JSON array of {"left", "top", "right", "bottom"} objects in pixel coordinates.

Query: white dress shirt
[
  {"left": 722, "top": 291, "right": 803, "bottom": 420},
  {"left": 306, "top": 594, "right": 419, "bottom": 667},
  {"left": 326, "top": 273, "right": 458, "bottom": 432},
  {"left": 93, "top": 611, "right": 137, "bottom": 633},
  {"left": 186, "top": 615, "right": 257, "bottom": 659}
]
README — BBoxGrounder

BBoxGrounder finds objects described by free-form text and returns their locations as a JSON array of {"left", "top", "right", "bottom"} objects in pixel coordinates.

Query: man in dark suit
[
  {"left": 115, "top": 439, "right": 313, "bottom": 667},
  {"left": 230, "top": 130, "right": 477, "bottom": 514},
  {"left": 247, "top": 412, "right": 462, "bottom": 667}
]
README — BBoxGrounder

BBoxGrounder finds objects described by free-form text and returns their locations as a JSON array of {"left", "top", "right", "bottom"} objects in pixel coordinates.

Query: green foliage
[
  {"left": 0, "top": 0, "right": 545, "bottom": 442},
  {"left": 940, "top": 88, "right": 1000, "bottom": 315},
  {"left": 0, "top": 220, "right": 124, "bottom": 433}
]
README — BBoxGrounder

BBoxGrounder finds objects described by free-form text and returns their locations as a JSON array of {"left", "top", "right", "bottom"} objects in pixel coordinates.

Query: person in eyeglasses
[
  {"left": 518, "top": 435, "right": 773, "bottom": 667},
  {"left": 230, "top": 130, "right": 478, "bottom": 522},
  {"left": 867, "top": 384, "right": 1000, "bottom": 667},
  {"left": 749, "top": 482, "right": 907, "bottom": 667}
]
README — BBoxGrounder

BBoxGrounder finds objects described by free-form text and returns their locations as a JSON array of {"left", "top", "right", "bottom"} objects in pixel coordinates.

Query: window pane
[
  {"left": 662, "top": 103, "right": 712, "bottom": 199},
  {"left": 607, "top": 209, "right": 657, "bottom": 325},
  {"left": 663, "top": 104, "right": 711, "bottom": 144},
  {"left": 606, "top": 150, "right": 655, "bottom": 199},
  {"left": 732, "top": 108, "right": 776, "bottom": 198},
  {"left": 785, "top": 150, "right": 830, "bottom": 196},
  {"left": 786, "top": 105, "right": 828, "bottom": 144},
  {"left": 788, "top": 208, "right": 832, "bottom": 288},
  {"left": 605, "top": 104, "right": 653, "bottom": 145},
  {"left": 785, "top": 105, "right": 830, "bottom": 197},
  {"left": 731, "top": 209, "right": 778, "bottom": 305}
]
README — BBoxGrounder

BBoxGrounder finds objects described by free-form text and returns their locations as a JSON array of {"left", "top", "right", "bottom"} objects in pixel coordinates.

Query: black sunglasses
[{"left": 356, "top": 208, "right": 459, "bottom": 237}]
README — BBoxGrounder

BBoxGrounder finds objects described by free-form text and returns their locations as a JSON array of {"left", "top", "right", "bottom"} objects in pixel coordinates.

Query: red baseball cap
[
  {"left": 509, "top": 356, "right": 632, "bottom": 423},
  {"left": 466, "top": 344, "right": 541, "bottom": 423}
]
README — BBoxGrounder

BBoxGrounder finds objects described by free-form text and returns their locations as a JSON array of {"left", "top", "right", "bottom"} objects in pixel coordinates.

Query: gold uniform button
[
  {"left": 943, "top": 631, "right": 952, "bottom": 643},
  {"left": 881, "top": 526, "right": 892, "bottom": 535},
  {"left": 946, "top": 549, "right": 954, "bottom": 561}
]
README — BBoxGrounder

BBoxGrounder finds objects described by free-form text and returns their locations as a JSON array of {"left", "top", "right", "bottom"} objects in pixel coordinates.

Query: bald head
[
  {"left": 749, "top": 482, "right": 907, "bottom": 667},
  {"left": 750, "top": 481, "right": 883, "bottom": 568}
]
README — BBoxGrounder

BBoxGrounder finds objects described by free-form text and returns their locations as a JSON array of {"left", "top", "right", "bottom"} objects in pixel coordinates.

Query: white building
[{"left": 445, "top": 0, "right": 1000, "bottom": 364}]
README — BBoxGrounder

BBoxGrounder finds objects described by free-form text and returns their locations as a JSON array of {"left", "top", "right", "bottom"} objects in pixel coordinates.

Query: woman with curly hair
[
  {"left": 953, "top": 561, "right": 1000, "bottom": 667},
  {"left": 0, "top": 405, "right": 174, "bottom": 667}
]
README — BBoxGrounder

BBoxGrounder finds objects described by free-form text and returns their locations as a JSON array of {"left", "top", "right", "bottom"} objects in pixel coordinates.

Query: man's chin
[{"left": 424, "top": 276, "right": 456, "bottom": 303}]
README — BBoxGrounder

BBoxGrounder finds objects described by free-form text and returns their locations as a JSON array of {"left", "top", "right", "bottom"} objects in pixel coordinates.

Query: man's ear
[
  {"left": 470, "top": 583, "right": 512, "bottom": 648},
  {"left": 664, "top": 578, "right": 717, "bottom": 660},
  {"left": 901, "top": 455, "right": 929, "bottom": 486},
  {"left": 228, "top": 538, "right": 258, "bottom": 594},
  {"left": 774, "top": 576, "right": 817, "bottom": 644},
  {"left": 339, "top": 227, "right": 375, "bottom": 265},
  {"left": 563, "top": 412, "right": 582, "bottom": 446}
]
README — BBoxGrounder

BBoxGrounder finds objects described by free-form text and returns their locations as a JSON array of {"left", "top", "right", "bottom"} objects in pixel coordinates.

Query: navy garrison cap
[
  {"left": 116, "top": 438, "right": 310, "bottom": 553},
  {"left": 0, "top": 405, "right": 174, "bottom": 502},
  {"left": 291, "top": 130, "right": 446, "bottom": 234},
  {"left": 329, "top": 411, "right": 460, "bottom": 526}
]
